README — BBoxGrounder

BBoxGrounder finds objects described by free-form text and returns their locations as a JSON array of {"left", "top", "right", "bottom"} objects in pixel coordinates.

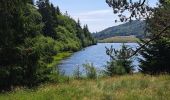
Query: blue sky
[{"left": 50, "top": 0, "right": 158, "bottom": 32}]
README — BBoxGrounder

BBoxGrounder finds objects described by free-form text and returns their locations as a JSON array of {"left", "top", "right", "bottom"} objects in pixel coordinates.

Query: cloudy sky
[{"left": 50, "top": 0, "right": 158, "bottom": 32}]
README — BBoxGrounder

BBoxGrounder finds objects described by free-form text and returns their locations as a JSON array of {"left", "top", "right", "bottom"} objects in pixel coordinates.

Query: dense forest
[
  {"left": 0, "top": 0, "right": 96, "bottom": 90},
  {"left": 93, "top": 20, "right": 145, "bottom": 39}
]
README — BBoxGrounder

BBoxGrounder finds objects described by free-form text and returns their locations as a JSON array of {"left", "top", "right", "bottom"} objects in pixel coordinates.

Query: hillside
[
  {"left": 1, "top": 74, "right": 170, "bottom": 100},
  {"left": 93, "top": 20, "right": 145, "bottom": 39}
]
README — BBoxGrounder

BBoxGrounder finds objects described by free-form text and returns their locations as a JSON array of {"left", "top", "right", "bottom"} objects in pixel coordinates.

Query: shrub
[{"left": 105, "top": 44, "right": 134, "bottom": 76}]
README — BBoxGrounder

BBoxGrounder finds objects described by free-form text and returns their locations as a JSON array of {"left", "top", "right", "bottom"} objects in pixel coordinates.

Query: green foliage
[
  {"left": 37, "top": 0, "right": 56, "bottom": 38},
  {"left": 83, "top": 63, "right": 97, "bottom": 79},
  {"left": 55, "top": 25, "right": 81, "bottom": 51},
  {"left": 19, "top": 35, "right": 57, "bottom": 87},
  {"left": 139, "top": 39, "right": 170, "bottom": 74},
  {"left": 0, "top": 0, "right": 96, "bottom": 91},
  {"left": 36, "top": 0, "right": 96, "bottom": 51},
  {"left": 139, "top": 3, "right": 170, "bottom": 74},
  {"left": 105, "top": 44, "right": 134, "bottom": 76},
  {"left": 0, "top": 1, "right": 44, "bottom": 90},
  {"left": 0, "top": 34, "right": 57, "bottom": 89},
  {"left": 24, "top": 4, "right": 44, "bottom": 37}
]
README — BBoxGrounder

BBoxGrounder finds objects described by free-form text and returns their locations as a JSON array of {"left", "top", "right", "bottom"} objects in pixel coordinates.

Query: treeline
[
  {"left": 0, "top": 0, "right": 96, "bottom": 91},
  {"left": 37, "top": 0, "right": 96, "bottom": 51}
]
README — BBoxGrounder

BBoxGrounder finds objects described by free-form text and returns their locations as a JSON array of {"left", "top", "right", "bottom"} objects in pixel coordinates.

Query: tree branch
[
  {"left": 140, "top": 0, "right": 146, "bottom": 6},
  {"left": 129, "top": 24, "right": 170, "bottom": 58}
]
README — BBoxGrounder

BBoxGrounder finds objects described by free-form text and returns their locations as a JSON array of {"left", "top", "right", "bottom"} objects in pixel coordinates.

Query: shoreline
[
  {"left": 48, "top": 44, "right": 97, "bottom": 68},
  {"left": 48, "top": 52, "right": 73, "bottom": 68}
]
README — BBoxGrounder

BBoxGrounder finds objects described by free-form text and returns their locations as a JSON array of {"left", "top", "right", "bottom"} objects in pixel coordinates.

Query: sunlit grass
[
  {"left": 1, "top": 74, "right": 170, "bottom": 100},
  {"left": 48, "top": 52, "right": 72, "bottom": 67},
  {"left": 99, "top": 36, "right": 140, "bottom": 43}
]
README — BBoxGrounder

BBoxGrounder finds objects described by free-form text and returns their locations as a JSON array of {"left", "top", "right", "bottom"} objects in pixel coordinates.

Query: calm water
[{"left": 59, "top": 43, "right": 139, "bottom": 76}]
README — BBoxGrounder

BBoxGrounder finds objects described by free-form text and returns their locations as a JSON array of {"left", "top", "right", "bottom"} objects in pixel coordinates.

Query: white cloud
[
  {"left": 73, "top": 9, "right": 113, "bottom": 22},
  {"left": 77, "top": 9, "right": 112, "bottom": 16},
  {"left": 72, "top": 9, "right": 121, "bottom": 32}
]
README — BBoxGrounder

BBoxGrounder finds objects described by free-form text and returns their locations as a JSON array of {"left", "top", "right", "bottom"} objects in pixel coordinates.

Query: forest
[
  {"left": 0, "top": 0, "right": 96, "bottom": 90},
  {"left": 0, "top": 0, "right": 170, "bottom": 99}
]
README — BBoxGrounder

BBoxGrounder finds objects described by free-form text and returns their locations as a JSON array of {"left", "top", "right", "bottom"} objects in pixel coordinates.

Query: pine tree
[
  {"left": 36, "top": 0, "right": 57, "bottom": 39},
  {"left": 0, "top": 0, "right": 36, "bottom": 90},
  {"left": 56, "top": 6, "right": 61, "bottom": 15},
  {"left": 139, "top": 39, "right": 170, "bottom": 74},
  {"left": 139, "top": 2, "right": 170, "bottom": 74},
  {"left": 0, "top": 0, "right": 55, "bottom": 90}
]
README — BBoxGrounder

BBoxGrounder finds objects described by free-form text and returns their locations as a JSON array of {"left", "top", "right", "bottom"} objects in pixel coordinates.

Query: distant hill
[{"left": 93, "top": 20, "right": 145, "bottom": 39}]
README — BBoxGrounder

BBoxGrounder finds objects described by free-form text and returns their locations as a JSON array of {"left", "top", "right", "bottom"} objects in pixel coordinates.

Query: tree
[
  {"left": 139, "top": 2, "right": 170, "bottom": 74},
  {"left": 56, "top": 6, "right": 61, "bottom": 15},
  {"left": 36, "top": 0, "right": 57, "bottom": 39},
  {"left": 139, "top": 39, "right": 170, "bottom": 74},
  {"left": 105, "top": 44, "right": 134, "bottom": 76},
  {"left": 75, "top": 19, "right": 84, "bottom": 47},
  {"left": 0, "top": 0, "right": 56, "bottom": 90},
  {"left": 106, "top": 0, "right": 154, "bottom": 22},
  {"left": 0, "top": 0, "right": 30, "bottom": 90}
]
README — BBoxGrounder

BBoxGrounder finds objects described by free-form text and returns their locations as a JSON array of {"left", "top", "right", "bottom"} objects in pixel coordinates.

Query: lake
[{"left": 59, "top": 43, "right": 139, "bottom": 76}]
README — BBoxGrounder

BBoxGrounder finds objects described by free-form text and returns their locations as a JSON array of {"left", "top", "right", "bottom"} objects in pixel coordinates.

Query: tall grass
[
  {"left": 83, "top": 63, "right": 97, "bottom": 79},
  {"left": 0, "top": 74, "right": 170, "bottom": 100}
]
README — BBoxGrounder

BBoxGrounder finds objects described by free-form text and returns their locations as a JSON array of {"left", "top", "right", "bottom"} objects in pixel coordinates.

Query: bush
[{"left": 105, "top": 44, "right": 134, "bottom": 76}]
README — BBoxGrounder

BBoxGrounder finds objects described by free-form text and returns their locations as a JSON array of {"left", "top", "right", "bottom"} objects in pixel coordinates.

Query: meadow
[
  {"left": 0, "top": 74, "right": 170, "bottom": 100},
  {"left": 99, "top": 36, "right": 140, "bottom": 43}
]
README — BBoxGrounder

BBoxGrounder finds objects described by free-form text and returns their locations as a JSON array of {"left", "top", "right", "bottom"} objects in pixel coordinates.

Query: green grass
[
  {"left": 48, "top": 52, "right": 72, "bottom": 67},
  {"left": 1, "top": 74, "right": 170, "bottom": 100},
  {"left": 99, "top": 36, "right": 140, "bottom": 43}
]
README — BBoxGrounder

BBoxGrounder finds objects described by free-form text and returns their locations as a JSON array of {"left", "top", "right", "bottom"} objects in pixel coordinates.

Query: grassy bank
[
  {"left": 1, "top": 74, "right": 170, "bottom": 100},
  {"left": 48, "top": 52, "right": 72, "bottom": 67},
  {"left": 99, "top": 36, "right": 140, "bottom": 43}
]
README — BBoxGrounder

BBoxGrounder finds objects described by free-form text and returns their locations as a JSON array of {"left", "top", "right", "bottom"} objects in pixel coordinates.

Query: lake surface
[{"left": 59, "top": 43, "right": 139, "bottom": 76}]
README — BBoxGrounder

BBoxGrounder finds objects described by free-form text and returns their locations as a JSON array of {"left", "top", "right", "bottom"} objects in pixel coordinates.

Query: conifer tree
[
  {"left": 139, "top": 2, "right": 170, "bottom": 74},
  {"left": 56, "top": 6, "right": 61, "bottom": 15},
  {"left": 37, "top": 0, "right": 57, "bottom": 39}
]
